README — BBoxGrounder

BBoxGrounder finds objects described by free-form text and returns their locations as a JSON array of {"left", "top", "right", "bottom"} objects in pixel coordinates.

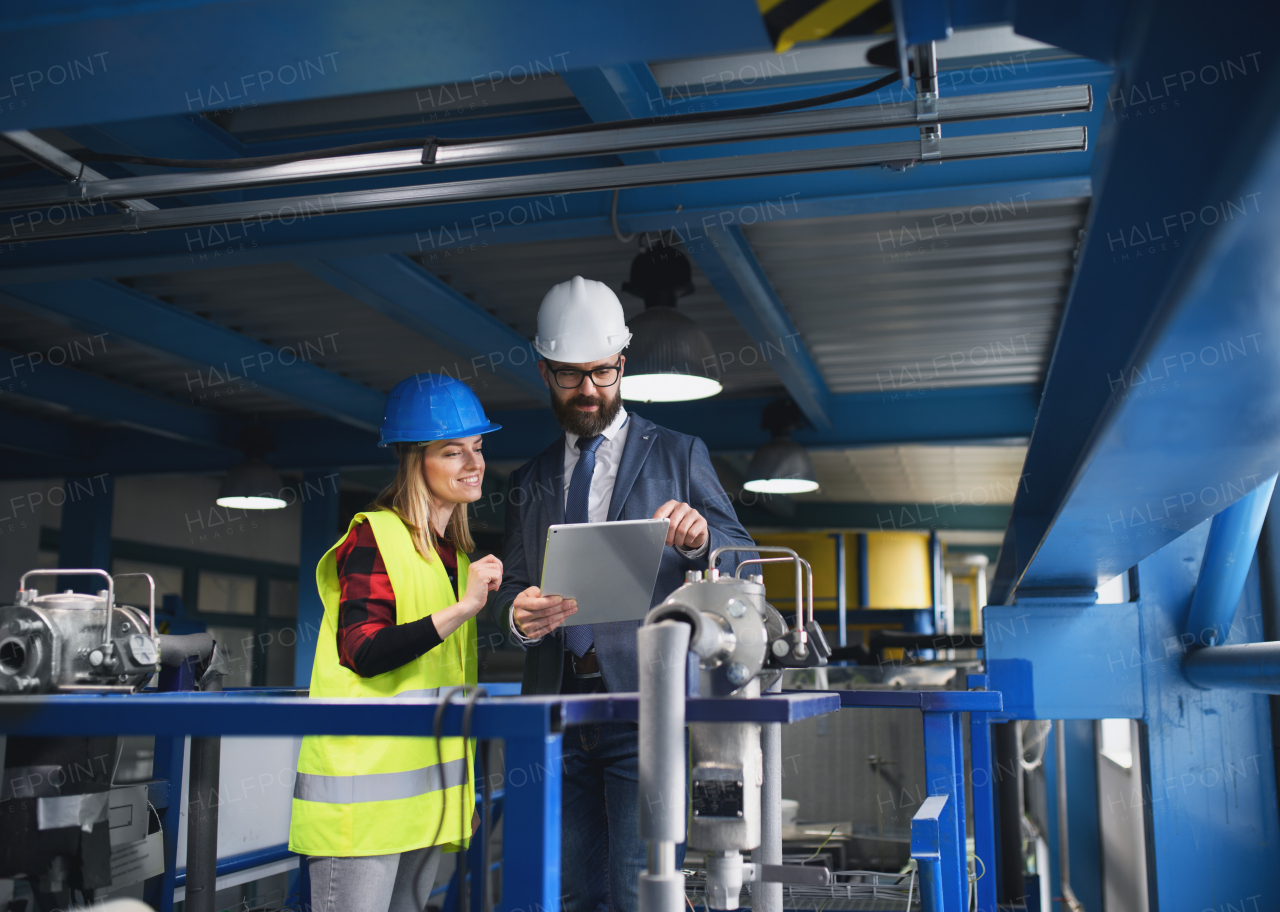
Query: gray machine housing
[{"left": 0, "top": 569, "right": 160, "bottom": 694}]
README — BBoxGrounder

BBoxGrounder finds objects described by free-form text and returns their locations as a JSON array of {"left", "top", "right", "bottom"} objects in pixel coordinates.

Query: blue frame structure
[{"left": 0, "top": 685, "right": 1002, "bottom": 912}]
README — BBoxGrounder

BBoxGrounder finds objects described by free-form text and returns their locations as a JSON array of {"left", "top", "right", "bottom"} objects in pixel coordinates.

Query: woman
[{"left": 290, "top": 373, "right": 503, "bottom": 912}]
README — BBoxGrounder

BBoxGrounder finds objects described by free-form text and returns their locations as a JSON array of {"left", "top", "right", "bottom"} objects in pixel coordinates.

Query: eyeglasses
[{"left": 546, "top": 359, "right": 622, "bottom": 390}]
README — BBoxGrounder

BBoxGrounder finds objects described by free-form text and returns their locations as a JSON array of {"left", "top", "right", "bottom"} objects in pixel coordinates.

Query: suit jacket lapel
[
  {"left": 539, "top": 438, "right": 566, "bottom": 528},
  {"left": 608, "top": 414, "right": 656, "bottom": 521}
]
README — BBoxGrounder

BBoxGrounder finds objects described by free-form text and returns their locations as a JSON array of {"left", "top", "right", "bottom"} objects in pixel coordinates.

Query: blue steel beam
[
  {"left": 486, "top": 384, "right": 1039, "bottom": 455},
  {"left": 0, "top": 409, "right": 88, "bottom": 461},
  {"left": 0, "top": 344, "right": 236, "bottom": 447},
  {"left": 0, "top": 56, "right": 1107, "bottom": 281},
  {"left": 0, "top": 279, "right": 385, "bottom": 431},
  {"left": 0, "top": 0, "right": 770, "bottom": 131},
  {"left": 298, "top": 254, "right": 547, "bottom": 401},
  {"left": 562, "top": 61, "right": 835, "bottom": 427},
  {"left": 693, "top": 225, "right": 834, "bottom": 427},
  {"left": 991, "top": 0, "right": 1280, "bottom": 601},
  {"left": 0, "top": 382, "right": 1036, "bottom": 483}
]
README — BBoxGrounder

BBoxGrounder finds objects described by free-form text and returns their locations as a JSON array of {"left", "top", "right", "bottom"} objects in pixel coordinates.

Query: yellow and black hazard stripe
[{"left": 757, "top": 0, "right": 894, "bottom": 54}]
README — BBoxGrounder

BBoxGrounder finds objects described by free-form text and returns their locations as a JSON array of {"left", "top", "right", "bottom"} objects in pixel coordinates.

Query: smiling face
[{"left": 421, "top": 435, "right": 485, "bottom": 505}]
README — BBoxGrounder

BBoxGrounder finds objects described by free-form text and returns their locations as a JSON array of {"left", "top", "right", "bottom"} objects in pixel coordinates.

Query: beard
[{"left": 551, "top": 388, "right": 624, "bottom": 438}]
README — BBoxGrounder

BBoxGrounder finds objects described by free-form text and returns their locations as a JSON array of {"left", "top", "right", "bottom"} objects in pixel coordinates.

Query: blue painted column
[
  {"left": 58, "top": 473, "right": 114, "bottom": 590},
  {"left": 1138, "top": 525, "right": 1280, "bottom": 910},
  {"left": 294, "top": 470, "right": 340, "bottom": 688},
  {"left": 967, "top": 674, "right": 998, "bottom": 912},
  {"left": 500, "top": 733, "right": 562, "bottom": 912},
  {"left": 1063, "top": 720, "right": 1102, "bottom": 912},
  {"left": 922, "top": 711, "right": 966, "bottom": 911}
]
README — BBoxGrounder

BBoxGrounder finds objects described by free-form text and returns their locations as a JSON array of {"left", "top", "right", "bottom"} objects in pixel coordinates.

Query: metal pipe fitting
[
  {"left": 637, "top": 620, "right": 691, "bottom": 912},
  {"left": 1184, "top": 474, "right": 1277, "bottom": 646},
  {"left": 1183, "top": 641, "right": 1280, "bottom": 692}
]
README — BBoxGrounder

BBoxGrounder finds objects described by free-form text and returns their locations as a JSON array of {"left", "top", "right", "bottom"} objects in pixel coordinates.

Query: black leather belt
[{"left": 569, "top": 649, "right": 601, "bottom": 679}]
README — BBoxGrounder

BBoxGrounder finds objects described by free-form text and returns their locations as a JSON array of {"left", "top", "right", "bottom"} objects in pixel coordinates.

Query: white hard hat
[{"left": 533, "top": 276, "right": 632, "bottom": 363}]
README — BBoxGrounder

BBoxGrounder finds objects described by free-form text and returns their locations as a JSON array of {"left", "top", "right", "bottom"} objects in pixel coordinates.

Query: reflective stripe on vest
[{"left": 294, "top": 756, "right": 468, "bottom": 804}]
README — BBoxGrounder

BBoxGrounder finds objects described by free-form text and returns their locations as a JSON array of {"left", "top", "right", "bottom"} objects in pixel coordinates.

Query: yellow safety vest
[{"left": 289, "top": 509, "right": 477, "bottom": 857}]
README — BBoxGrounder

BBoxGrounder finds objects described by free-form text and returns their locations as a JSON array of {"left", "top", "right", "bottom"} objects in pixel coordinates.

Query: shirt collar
[{"left": 564, "top": 406, "right": 629, "bottom": 450}]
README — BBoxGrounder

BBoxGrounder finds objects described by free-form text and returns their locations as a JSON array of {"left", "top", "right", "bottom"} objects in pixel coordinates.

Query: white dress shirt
[{"left": 509, "top": 406, "right": 708, "bottom": 644}]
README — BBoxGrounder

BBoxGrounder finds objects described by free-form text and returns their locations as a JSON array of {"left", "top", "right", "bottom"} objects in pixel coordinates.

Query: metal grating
[
  {"left": 413, "top": 234, "right": 786, "bottom": 397},
  {"left": 743, "top": 197, "right": 1088, "bottom": 394}
]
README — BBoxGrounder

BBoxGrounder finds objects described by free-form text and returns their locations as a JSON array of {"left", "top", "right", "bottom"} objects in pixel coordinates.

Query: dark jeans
[{"left": 560, "top": 663, "right": 685, "bottom": 912}]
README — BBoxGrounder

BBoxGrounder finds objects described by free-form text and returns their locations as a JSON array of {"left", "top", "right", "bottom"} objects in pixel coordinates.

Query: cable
[
  {"left": 802, "top": 826, "right": 841, "bottom": 862},
  {"left": 458, "top": 686, "right": 488, "bottom": 912},
  {"left": 67, "top": 70, "right": 905, "bottom": 172},
  {"left": 430, "top": 686, "right": 466, "bottom": 850},
  {"left": 1019, "top": 719, "right": 1051, "bottom": 771},
  {"left": 611, "top": 188, "right": 635, "bottom": 243}
]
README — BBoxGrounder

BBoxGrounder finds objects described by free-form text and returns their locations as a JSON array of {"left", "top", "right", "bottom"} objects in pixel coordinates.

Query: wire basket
[{"left": 683, "top": 868, "right": 921, "bottom": 911}]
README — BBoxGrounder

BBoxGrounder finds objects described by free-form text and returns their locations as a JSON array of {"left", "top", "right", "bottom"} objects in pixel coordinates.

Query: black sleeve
[{"left": 350, "top": 615, "right": 445, "bottom": 678}]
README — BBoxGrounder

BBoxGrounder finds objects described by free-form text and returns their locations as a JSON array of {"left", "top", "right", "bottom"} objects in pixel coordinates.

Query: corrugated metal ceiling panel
[{"left": 743, "top": 197, "right": 1088, "bottom": 393}]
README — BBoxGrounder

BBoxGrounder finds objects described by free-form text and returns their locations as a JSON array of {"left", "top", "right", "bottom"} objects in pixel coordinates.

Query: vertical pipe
[
  {"left": 993, "top": 721, "right": 1025, "bottom": 905},
  {"left": 754, "top": 675, "right": 783, "bottom": 912},
  {"left": 143, "top": 735, "right": 186, "bottom": 912},
  {"left": 857, "top": 533, "right": 870, "bottom": 608},
  {"left": 1185, "top": 473, "right": 1278, "bottom": 646},
  {"left": 185, "top": 735, "right": 221, "bottom": 912},
  {"left": 295, "top": 469, "right": 340, "bottom": 687},
  {"left": 921, "top": 712, "right": 965, "bottom": 912},
  {"left": 1054, "top": 721, "right": 1084, "bottom": 912},
  {"left": 638, "top": 620, "right": 690, "bottom": 912},
  {"left": 970, "top": 714, "right": 998, "bottom": 912},
  {"left": 830, "top": 533, "right": 847, "bottom": 648}
]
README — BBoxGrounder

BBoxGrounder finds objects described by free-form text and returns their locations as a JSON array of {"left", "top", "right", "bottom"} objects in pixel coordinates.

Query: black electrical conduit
[{"left": 56, "top": 69, "right": 904, "bottom": 171}]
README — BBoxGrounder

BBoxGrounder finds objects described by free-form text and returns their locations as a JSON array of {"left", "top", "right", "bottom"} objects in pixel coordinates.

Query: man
[{"left": 497, "top": 275, "right": 756, "bottom": 912}]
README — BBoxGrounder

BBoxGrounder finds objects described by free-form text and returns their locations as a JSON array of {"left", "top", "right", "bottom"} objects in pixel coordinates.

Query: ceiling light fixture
[
  {"left": 619, "top": 242, "right": 723, "bottom": 403},
  {"left": 744, "top": 398, "right": 820, "bottom": 494},
  {"left": 217, "top": 426, "right": 289, "bottom": 510}
]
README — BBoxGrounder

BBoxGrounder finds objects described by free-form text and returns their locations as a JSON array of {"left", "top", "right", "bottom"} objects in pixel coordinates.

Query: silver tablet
[{"left": 539, "top": 518, "right": 670, "bottom": 626}]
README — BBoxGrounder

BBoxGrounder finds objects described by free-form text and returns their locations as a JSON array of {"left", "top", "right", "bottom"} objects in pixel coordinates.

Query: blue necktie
[{"left": 563, "top": 434, "right": 604, "bottom": 657}]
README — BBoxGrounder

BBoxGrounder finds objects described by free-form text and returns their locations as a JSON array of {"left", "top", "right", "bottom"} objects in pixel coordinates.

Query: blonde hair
[{"left": 373, "top": 442, "right": 475, "bottom": 561}]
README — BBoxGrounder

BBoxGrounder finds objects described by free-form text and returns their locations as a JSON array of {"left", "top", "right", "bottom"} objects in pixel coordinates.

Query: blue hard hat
[{"left": 379, "top": 373, "right": 501, "bottom": 446}]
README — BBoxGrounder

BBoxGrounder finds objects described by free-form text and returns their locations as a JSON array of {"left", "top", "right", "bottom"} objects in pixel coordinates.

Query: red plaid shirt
[{"left": 334, "top": 520, "right": 458, "bottom": 677}]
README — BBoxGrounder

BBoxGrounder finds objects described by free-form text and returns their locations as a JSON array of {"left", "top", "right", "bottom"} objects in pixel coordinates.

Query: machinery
[
  {"left": 636, "top": 546, "right": 832, "bottom": 912},
  {"left": 0, "top": 568, "right": 226, "bottom": 909},
  {"left": 0, "top": 569, "right": 160, "bottom": 695}
]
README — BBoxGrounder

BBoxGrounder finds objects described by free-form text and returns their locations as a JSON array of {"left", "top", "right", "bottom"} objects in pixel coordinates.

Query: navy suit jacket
[{"left": 497, "top": 412, "right": 756, "bottom": 694}]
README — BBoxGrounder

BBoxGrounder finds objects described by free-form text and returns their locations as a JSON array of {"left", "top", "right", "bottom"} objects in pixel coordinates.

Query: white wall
[{"left": 42, "top": 475, "right": 302, "bottom": 565}]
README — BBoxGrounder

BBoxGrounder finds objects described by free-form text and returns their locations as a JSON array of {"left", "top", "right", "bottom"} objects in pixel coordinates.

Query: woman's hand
[
  {"left": 431, "top": 554, "right": 503, "bottom": 643},
  {"left": 462, "top": 554, "right": 503, "bottom": 617}
]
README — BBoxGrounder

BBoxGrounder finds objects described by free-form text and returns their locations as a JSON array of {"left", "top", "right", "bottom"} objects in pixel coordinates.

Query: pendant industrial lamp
[
  {"left": 744, "top": 398, "right": 820, "bottom": 494},
  {"left": 618, "top": 242, "right": 723, "bottom": 402},
  {"left": 217, "top": 425, "right": 288, "bottom": 509}
]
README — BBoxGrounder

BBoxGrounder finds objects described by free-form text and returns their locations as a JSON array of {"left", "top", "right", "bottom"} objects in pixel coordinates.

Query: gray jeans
[{"left": 307, "top": 845, "right": 444, "bottom": 912}]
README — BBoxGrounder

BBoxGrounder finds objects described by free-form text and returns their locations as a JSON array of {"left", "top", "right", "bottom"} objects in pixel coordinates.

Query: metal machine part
[
  {"left": 0, "top": 569, "right": 160, "bottom": 694},
  {"left": 637, "top": 620, "right": 691, "bottom": 912},
  {"left": 639, "top": 547, "right": 829, "bottom": 912}
]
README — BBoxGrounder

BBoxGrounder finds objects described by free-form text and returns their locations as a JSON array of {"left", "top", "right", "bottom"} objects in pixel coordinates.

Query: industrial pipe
[
  {"left": 637, "top": 620, "right": 691, "bottom": 912},
  {"left": 1184, "top": 474, "right": 1278, "bottom": 646},
  {"left": 1183, "top": 641, "right": 1280, "bottom": 692},
  {"left": 185, "top": 734, "right": 221, "bottom": 912},
  {"left": 1054, "top": 721, "right": 1084, "bottom": 912},
  {"left": 752, "top": 674, "right": 783, "bottom": 912}
]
